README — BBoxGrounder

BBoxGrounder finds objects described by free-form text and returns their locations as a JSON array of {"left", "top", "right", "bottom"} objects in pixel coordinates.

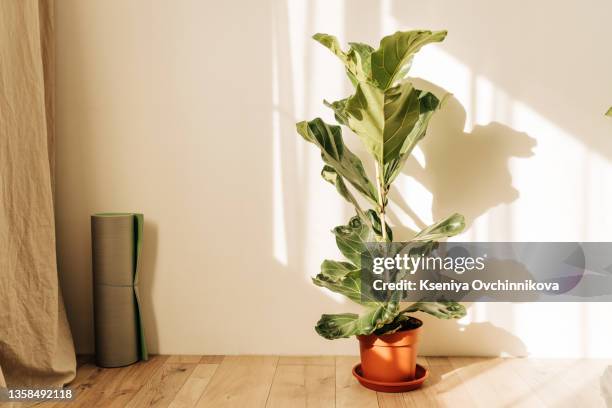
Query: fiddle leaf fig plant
[{"left": 297, "top": 30, "right": 467, "bottom": 340}]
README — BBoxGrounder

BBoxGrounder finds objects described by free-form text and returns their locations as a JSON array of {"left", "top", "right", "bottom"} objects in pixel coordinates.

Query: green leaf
[
  {"left": 314, "top": 258, "right": 397, "bottom": 306},
  {"left": 403, "top": 301, "right": 466, "bottom": 319},
  {"left": 318, "top": 260, "right": 358, "bottom": 283},
  {"left": 343, "top": 82, "right": 384, "bottom": 161},
  {"left": 315, "top": 303, "right": 399, "bottom": 339},
  {"left": 383, "top": 82, "right": 422, "bottom": 163},
  {"left": 321, "top": 166, "right": 376, "bottom": 231},
  {"left": 313, "top": 33, "right": 348, "bottom": 63},
  {"left": 313, "top": 34, "right": 373, "bottom": 85},
  {"left": 606, "top": 107, "right": 612, "bottom": 117},
  {"left": 313, "top": 269, "right": 366, "bottom": 304},
  {"left": 323, "top": 98, "right": 349, "bottom": 126},
  {"left": 342, "top": 81, "right": 421, "bottom": 165},
  {"left": 383, "top": 91, "right": 442, "bottom": 186},
  {"left": 412, "top": 213, "right": 465, "bottom": 242},
  {"left": 296, "top": 119, "right": 378, "bottom": 205},
  {"left": 365, "top": 209, "right": 393, "bottom": 241},
  {"left": 346, "top": 42, "right": 374, "bottom": 83},
  {"left": 333, "top": 215, "right": 379, "bottom": 265},
  {"left": 321, "top": 165, "right": 352, "bottom": 200},
  {"left": 374, "top": 314, "right": 411, "bottom": 335},
  {"left": 371, "top": 30, "right": 447, "bottom": 90}
]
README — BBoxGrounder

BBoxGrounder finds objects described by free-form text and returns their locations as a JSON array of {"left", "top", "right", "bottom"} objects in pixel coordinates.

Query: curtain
[{"left": 0, "top": 0, "right": 76, "bottom": 387}]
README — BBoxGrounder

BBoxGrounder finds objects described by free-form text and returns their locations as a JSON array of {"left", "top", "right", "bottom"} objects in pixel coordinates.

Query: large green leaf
[
  {"left": 402, "top": 301, "right": 466, "bottom": 319},
  {"left": 314, "top": 257, "right": 396, "bottom": 306},
  {"left": 382, "top": 82, "right": 422, "bottom": 163},
  {"left": 383, "top": 91, "right": 442, "bottom": 186},
  {"left": 343, "top": 82, "right": 384, "bottom": 161},
  {"left": 296, "top": 119, "right": 378, "bottom": 204},
  {"left": 333, "top": 215, "right": 379, "bottom": 265},
  {"left": 317, "top": 260, "right": 358, "bottom": 283},
  {"left": 313, "top": 269, "right": 367, "bottom": 304},
  {"left": 346, "top": 42, "right": 374, "bottom": 84},
  {"left": 371, "top": 30, "right": 447, "bottom": 90},
  {"left": 412, "top": 213, "right": 465, "bottom": 242},
  {"left": 315, "top": 302, "right": 399, "bottom": 339},
  {"left": 606, "top": 107, "right": 612, "bottom": 117},
  {"left": 331, "top": 81, "right": 421, "bottom": 165}
]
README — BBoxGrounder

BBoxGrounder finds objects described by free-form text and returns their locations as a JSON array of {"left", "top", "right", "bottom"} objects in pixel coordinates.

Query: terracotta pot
[{"left": 356, "top": 319, "right": 422, "bottom": 383}]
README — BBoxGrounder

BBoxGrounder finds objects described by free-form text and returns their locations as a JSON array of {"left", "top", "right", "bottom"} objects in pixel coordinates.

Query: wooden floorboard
[
  {"left": 89, "top": 355, "right": 168, "bottom": 407},
  {"left": 266, "top": 364, "right": 335, "bottom": 407},
  {"left": 335, "top": 356, "right": 378, "bottom": 408},
  {"left": 448, "top": 357, "right": 543, "bottom": 408},
  {"left": 26, "top": 355, "right": 610, "bottom": 407},
  {"left": 277, "top": 356, "right": 335, "bottom": 366},
  {"left": 168, "top": 364, "right": 219, "bottom": 408},
  {"left": 194, "top": 356, "right": 278, "bottom": 408},
  {"left": 125, "top": 361, "right": 195, "bottom": 407},
  {"left": 409, "top": 357, "right": 474, "bottom": 407}
]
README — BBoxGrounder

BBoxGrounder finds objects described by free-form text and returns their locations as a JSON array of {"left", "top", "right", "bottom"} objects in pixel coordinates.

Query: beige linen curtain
[{"left": 0, "top": 0, "right": 76, "bottom": 387}]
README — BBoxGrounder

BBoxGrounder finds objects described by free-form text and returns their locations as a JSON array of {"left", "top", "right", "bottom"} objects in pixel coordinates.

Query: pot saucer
[{"left": 352, "top": 363, "right": 428, "bottom": 393}]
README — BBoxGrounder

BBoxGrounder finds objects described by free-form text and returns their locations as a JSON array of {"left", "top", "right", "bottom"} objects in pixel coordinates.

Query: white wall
[{"left": 55, "top": 0, "right": 612, "bottom": 357}]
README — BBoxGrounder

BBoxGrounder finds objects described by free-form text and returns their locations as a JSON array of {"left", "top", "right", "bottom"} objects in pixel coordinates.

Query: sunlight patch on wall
[
  {"left": 411, "top": 47, "right": 473, "bottom": 132},
  {"left": 286, "top": 0, "right": 307, "bottom": 121},
  {"left": 271, "top": 4, "right": 288, "bottom": 266},
  {"left": 510, "top": 101, "right": 586, "bottom": 241},
  {"left": 412, "top": 145, "right": 426, "bottom": 168},
  {"left": 307, "top": 0, "right": 346, "bottom": 119},
  {"left": 304, "top": 0, "right": 349, "bottom": 301},
  {"left": 283, "top": 0, "right": 350, "bottom": 296},
  {"left": 391, "top": 174, "right": 434, "bottom": 231},
  {"left": 474, "top": 76, "right": 494, "bottom": 125},
  {"left": 379, "top": 0, "right": 395, "bottom": 35}
]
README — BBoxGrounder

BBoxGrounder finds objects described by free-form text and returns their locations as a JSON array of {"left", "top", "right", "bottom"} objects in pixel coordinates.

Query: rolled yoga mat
[{"left": 91, "top": 213, "right": 148, "bottom": 367}]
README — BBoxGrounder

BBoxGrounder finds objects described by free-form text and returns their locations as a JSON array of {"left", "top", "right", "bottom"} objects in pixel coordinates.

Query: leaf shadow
[{"left": 389, "top": 79, "right": 537, "bottom": 239}]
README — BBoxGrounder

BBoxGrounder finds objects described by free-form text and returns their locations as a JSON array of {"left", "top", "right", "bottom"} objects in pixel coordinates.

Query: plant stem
[{"left": 375, "top": 161, "right": 387, "bottom": 241}]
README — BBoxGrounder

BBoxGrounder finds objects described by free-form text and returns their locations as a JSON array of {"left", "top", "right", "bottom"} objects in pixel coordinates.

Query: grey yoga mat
[{"left": 91, "top": 213, "right": 148, "bottom": 367}]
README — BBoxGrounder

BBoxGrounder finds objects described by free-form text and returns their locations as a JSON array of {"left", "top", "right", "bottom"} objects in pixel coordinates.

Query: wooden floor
[{"left": 30, "top": 355, "right": 611, "bottom": 407}]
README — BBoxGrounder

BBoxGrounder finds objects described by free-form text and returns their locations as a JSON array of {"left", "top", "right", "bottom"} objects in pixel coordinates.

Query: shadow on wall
[
  {"left": 391, "top": 0, "right": 612, "bottom": 161},
  {"left": 421, "top": 318, "right": 528, "bottom": 357},
  {"left": 384, "top": 80, "right": 533, "bottom": 356},
  {"left": 389, "top": 80, "right": 537, "bottom": 238}
]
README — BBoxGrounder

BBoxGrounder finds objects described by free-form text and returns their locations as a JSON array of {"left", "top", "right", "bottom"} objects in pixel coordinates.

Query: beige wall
[{"left": 56, "top": 0, "right": 612, "bottom": 357}]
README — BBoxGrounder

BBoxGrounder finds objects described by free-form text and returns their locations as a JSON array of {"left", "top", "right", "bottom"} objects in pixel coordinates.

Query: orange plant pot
[{"left": 356, "top": 319, "right": 422, "bottom": 383}]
